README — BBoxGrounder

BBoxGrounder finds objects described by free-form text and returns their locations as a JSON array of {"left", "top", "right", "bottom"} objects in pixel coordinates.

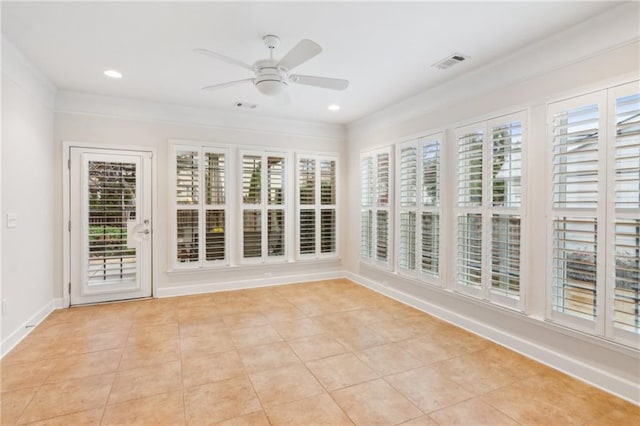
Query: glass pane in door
[{"left": 87, "top": 161, "right": 137, "bottom": 284}]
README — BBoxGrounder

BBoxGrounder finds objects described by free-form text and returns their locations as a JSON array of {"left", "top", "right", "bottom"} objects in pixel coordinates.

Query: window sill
[{"left": 167, "top": 256, "right": 341, "bottom": 275}]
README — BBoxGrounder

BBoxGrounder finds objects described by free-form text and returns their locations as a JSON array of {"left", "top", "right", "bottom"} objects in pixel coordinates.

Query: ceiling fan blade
[
  {"left": 194, "top": 48, "right": 254, "bottom": 72},
  {"left": 289, "top": 74, "right": 349, "bottom": 90},
  {"left": 202, "top": 78, "right": 254, "bottom": 91},
  {"left": 277, "top": 39, "right": 322, "bottom": 71}
]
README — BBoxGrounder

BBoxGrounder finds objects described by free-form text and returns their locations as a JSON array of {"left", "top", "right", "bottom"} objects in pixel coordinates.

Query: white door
[{"left": 69, "top": 147, "right": 152, "bottom": 305}]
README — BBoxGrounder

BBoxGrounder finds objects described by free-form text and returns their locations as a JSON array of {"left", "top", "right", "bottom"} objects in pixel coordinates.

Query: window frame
[
  {"left": 295, "top": 153, "right": 339, "bottom": 260},
  {"left": 395, "top": 132, "right": 443, "bottom": 285},
  {"left": 455, "top": 111, "right": 527, "bottom": 311},
  {"left": 169, "top": 143, "right": 230, "bottom": 270},
  {"left": 547, "top": 82, "right": 640, "bottom": 347},
  {"left": 239, "top": 149, "right": 288, "bottom": 264}
]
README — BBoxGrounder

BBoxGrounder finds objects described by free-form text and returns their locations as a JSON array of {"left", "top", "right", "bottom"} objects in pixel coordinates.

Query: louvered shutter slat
[
  {"left": 321, "top": 209, "right": 336, "bottom": 253},
  {"left": 205, "top": 210, "right": 225, "bottom": 261},
  {"left": 400, "top": 147, "right": 417, "bottom": 207},
  {"left": 492, "top": 122, "right": 522, "bottom": 208},
  {"left": 458, "top": 132, "right": 483, "bottom": 207},
  {"left": 552, "top": 217, "right": 597, "bottom": 320},
  {"left": 552, "top": 104, "right": 599, "bottom": 209},
  {"left": 268, "top": 157, "right": 285, "bottom": 205},
  {"left": 243, "top": 210, "right": 261, "bottom": 258},
  {"left": 242, "top": 155, "right": 262, "bottom": 205},
  {"left": 457, "top": 214, "right": 482, "bottom": 288},
  {"left": 321, "top": 160, "right": 336, "bottom": 205},
  {"left": 421, "top": 212, "right": 439, "bottom": 275},
  {"left": 361, "top": 210, "right": 373, "bottom": 259},
  {"left": 491, "top": 215, "right": 521, "bottom": 297},
  {"left": 177, "top": 210, "right": 199, "bottom": 263},
  {"left": 300, "top": 209, "right": 316, "bottom": 254},
  {"left": 376, "top": 153, "right": 390, "bottom": 206},
  {"left": 615, "top": 93, "right": 640, "bottom": 209},
  {"left": 268, "top": 210, "right": 285, "bottom": 256},
  {"left": 399, "top": 212, "right": 416, "bottom": 270},
  {"left": 376, "top": 211, "right": 389, "bottom": 262},
  {"left": 176, "top": 152, "right": 199, "bottom": 205},
  {"left": 422, "top": 140, "right": 440, "bottom": 207}
]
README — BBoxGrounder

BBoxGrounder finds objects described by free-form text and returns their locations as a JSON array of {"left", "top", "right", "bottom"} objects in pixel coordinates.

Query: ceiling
[{"left": 1, "top": 1, "right": 620, "bottom": 125}]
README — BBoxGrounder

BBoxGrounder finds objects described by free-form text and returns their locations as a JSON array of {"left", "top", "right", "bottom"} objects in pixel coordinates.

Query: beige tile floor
[{"left": 1, "top": 279, "right": 638, "bottom": 425}]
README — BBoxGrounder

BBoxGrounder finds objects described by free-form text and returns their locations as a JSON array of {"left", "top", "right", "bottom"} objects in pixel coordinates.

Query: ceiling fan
[{"left": 195, "top": 35, "right": 349, "bottom": 98}]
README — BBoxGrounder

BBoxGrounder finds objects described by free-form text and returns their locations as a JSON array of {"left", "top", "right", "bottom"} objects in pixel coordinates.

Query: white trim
[
  {"left": 155, "top": 270, "right": 344, "bottom": 298},
  {"left": 1, "top": 298, "right": 62, "bottom": 358},
  {"left": 55, "top": 91, "right": 345, "bottom": 141},
  {"left": 345, "top": 271, "right": 640, "bottom": 405}
]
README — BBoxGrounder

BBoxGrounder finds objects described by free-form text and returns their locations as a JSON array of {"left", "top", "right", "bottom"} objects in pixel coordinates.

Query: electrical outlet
[{"left": 1, "top": 299, "right": 7, "bottom": 316}]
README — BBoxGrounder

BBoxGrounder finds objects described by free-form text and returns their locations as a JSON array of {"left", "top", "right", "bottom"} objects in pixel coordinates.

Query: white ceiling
[{"left": 1, "top": 1, "right": 620, "bottom": 125}]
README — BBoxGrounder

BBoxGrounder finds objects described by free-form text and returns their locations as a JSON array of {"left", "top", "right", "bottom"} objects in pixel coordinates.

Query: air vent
[
  {"left": 235, "top": 102, "right": 257, "bottom": 109},
  {"left": 432, "top": 53, "right": 469, "bottom": 70}
]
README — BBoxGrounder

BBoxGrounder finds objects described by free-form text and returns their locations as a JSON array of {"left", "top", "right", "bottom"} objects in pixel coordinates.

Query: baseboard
[
  {"left": 345, "top": 272, "right": 640, "bottom": 406},
  {"left": 155, "top": 270, "right": 346, "bottom": 298},
  {"left": 1, "top": 298, "right": 62, "bottom": 358}
]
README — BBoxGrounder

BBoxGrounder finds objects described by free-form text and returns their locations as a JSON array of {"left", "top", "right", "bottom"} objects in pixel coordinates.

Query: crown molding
[
  {"left": 55, "top": 90, "right": 346, "bottom": 141},
  {"left": 1, "top": 36, "right": 57, "bottom": 108}
]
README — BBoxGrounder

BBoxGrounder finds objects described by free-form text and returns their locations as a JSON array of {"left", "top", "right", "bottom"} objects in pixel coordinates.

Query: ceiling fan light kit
[{"left": 196, "top": 34, "right": 349, "bottom": 101}]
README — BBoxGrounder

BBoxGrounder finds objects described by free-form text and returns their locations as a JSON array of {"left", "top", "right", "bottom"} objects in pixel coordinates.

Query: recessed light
[
  {"left": 104, "top": 69, "right": 123, "bottom": 79},
  {"left": 328, "top": 104, "right": 340, "bottom": 111}
]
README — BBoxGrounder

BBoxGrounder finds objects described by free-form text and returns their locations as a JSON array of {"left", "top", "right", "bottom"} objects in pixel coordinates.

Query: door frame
[{"left": 62, "top": 141, "right": 158, "bottom": 308}]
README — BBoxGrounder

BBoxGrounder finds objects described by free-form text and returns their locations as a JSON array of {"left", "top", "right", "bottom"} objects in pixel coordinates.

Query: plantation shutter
[
  {"left": 299, "top": 158, "right": 316, "bottom": 255},
  {"left": 458, "top": 131, "right": 483, "bottom": 207},
  {"left": 611, "top": 89, "right": 640, "bottom": 336},
  {"left": 242, "top": 154, "right": 262, "bottom": 259},
  {"left": 489, "top": 119, "right": 524, "bottom": 301},
  {"left": 399, "top": 212, "right": 416, "bottom": 270},
  {"left": 549, "top": 97, "right": 603, "bottom": 326},
  {"left": 360, "top": 157, "right": 373, "bottom": 259},
  {"left": 421, "top": 212, "right": 439, "bottom": 274},
  {"left": 457, "top": 213, "right": 482, "bottom": 289},
  {"left": 320, "top": 160, "right": 337, "bottom": 254},
  {"left": 491, "top": 121, "right": 522, "bottom": 208},
  {"left": 176, "top": 150, "right": 199, "bottom": 263},
  {"left": 552, "top": 217, "right": 598, "bottom": 320},
  {"left": 267, "top": 156, "right": 285, "bottom": 257},
  {"left": 421, "top": 137, "right": 441, "bottom": 277},
  {"left": 552, "top": 104, "right": 600, "bottom": 209},
  {"left": 204, "top": 151, "right": 225, "bottom": 262},
  {"left": 376, "top": 152, "right": 391, "bottom": 263},
  {"left": 398, "top": 145, "right": 417, "bottom": 271},
  {"left": 491, "top": 214, "right": 521, "bottom": 298},
  {"left": 422, "top": 140, "right": 440, "bottom": 207}
]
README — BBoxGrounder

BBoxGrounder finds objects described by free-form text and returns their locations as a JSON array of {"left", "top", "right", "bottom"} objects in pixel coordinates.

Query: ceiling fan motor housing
[{"left": 254, "top": 59, "right": 288, "bottom": 96}]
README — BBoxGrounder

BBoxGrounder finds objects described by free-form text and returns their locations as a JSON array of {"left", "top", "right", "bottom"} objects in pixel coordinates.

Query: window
[
  {"left": 396, "top": 134, "right": 442, "bottom": 281},
  {"left": 172, "top": 146, "right": 228, "bottom": 268},
  {"left": 455, "top": 112, "right": 526, "bottom": 309},
  {"left": 241, "top": 152, "right": 286, "bottom": 262},
  {"left": 360, "top": 148, "right": 393, "bottom": 268},
  {"left": 296, "top": 154, "right": 338, "bottom": 258},
  {"left": 548, "top": 81, "right": 639, "bottom": 345}
]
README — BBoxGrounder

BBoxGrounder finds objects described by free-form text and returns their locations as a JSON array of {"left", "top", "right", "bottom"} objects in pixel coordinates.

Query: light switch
[{"left": 6, "top": 213, "right": 17, "bottom": 228}]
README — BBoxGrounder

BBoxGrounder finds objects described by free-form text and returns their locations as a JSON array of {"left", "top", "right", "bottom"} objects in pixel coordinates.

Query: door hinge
[
  {"left": 68, "top": 282, "right": 71, "bottom": 294},
  {"left": 68, "top": 221, "right": 71, "bottom": 232},
  {"left": 68, "top": 159, "right": 71, "bottom": 170}
]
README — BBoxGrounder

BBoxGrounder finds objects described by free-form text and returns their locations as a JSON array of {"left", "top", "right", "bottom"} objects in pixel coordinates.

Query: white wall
[
  {"left": 1, "top": 38, "right": 57, "bottom": 354},
  {"left": 53, "top": 93, "right": 347, "bottom": 300},
  {"left": 345, "top": 4, "right": 639, "bottom": 403}
]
